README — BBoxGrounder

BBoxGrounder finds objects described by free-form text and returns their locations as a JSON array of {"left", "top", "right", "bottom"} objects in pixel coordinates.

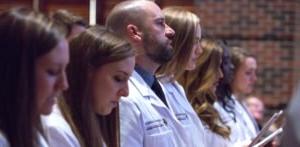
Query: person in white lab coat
[
  {"left": 44, "top": 26, "right": 135, "bottom": 147},
  {"left": 156, "top": 7, "right": 206, "bottom": 146},
  {"left": 215, "top": 46, "right": 259, "bottom": 146},
  {"left": 106, "top": 1, "right": 201, "bottom": 147},
  {"left": 178, "top": 38, "right": 232, "bottom": 147},
  {"left": 0, "top": 7, "right": 68, "bottom": 147}
]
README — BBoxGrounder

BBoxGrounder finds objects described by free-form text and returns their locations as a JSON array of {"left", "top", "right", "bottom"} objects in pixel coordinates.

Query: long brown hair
[
  {"left": 0, "top": 7, "right": 65, "bottom": 147},
  {"left": 179, "top": 38, "right": 231, "bottom": 138},
  {"left": 158, "top": 6, "right": 200, "bottom": 79},
  {"left": 59, "top": 25, "right": 134, "bottom": 147}
]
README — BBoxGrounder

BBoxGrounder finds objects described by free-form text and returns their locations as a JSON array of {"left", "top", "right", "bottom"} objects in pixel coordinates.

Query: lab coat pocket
[
  {"left": 176, "top": 113, "right": 191, "bottom": 127},
  {"left": 144, "top": 119, "right": 176, "bottom": 147}
]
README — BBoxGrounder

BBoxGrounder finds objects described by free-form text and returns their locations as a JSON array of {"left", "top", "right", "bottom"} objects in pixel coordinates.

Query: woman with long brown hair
[
  {"left": 215, "top": 46, "right": 259, "bottom": 146},
  {"left": 44, "top": 26, "right": 135, "bottom": 147},
  {"left": 0, "top": 7, "right": 68, "bottom": 147}
]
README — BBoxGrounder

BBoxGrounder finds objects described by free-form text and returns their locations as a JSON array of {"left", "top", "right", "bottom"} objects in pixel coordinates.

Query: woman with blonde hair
[
  {"left": 179, "top": 38, "right": 232, "bottom": 146},
  {"left": 157, "top": 6, "right": 206, "bottom": 146},
  {"left": 44, "top": 26, "right": 135, "bottom": 147}
]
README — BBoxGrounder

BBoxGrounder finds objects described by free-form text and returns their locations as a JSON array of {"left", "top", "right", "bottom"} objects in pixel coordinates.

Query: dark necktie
[{"left": 151, "top": 77, "right": 168, "bottom": 107}]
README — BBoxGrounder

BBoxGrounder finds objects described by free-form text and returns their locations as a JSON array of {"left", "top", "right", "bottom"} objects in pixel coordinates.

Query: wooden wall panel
[
  {"left": 39, "top": 0, "right": 89, "bottom": 23},
  {"left": 0, "top": 0, "right": 32, "bottom": 12},
  {"left": 43, "top": 3, "right": 89, "bottom": 22}
]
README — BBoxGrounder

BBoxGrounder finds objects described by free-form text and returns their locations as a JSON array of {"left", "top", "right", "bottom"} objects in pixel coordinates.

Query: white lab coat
[
  {"left": 0, "top": 129, "right": 48, "bottom": 147},
  {"left": 43, "top": 105, "right": 80, "bottom": 147},
  {"left": 38, "top": 132, "right": 49, "bottom": 147},
  {"left": 232, "top": 95, "right": 258, "bottom": 138},
  {"left": 214, "top": 97, "right": 258, "bottom": 146},
  {"left": 120, "top": 71, "right": 189, "bottom": 147},
  {"left": 158, "top": 76, "right": 206, "bottom": 147},
  {"left": 0, "top": 130, "right": 9, "bottom": 147},
  {"left": 203, "top": 125, "right": 232, "bottom": 147}
]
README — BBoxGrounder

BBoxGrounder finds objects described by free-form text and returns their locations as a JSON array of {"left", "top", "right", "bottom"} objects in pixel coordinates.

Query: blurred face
[
  {"left": 232, "top": 57, "right": 257, "bottom": 95},
  {"left": 90, "top": 56, "right": 135, "bottom": 115},
  {"left": 246, "top": 97, "right": 264, "bottom": 121},
  {"left": 35, "top": 39, "right": 69, "bottom": 115},
  {"left": 142, "top": 2, "right": 175, "bottom": 64},
  {"left": 186, "top": 24, "right": 202, "bottom": 70}
]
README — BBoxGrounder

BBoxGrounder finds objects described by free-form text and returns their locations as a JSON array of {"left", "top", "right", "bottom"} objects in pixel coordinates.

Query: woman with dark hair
[
  {"left": 214, "top": 46, "right": 259, "bottom": 146},
  {"left": 0, "top": 7, "right": 69, "bottom": 147},
  {"left": 179, "top": 38, "right": 231, "bottom": 146},
  {"left": 44, "top": 26, "right": 135, "bottom": 147}
]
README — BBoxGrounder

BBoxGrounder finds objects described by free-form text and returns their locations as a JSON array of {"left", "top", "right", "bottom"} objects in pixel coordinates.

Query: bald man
[{"left": 106, "top": 1, "right": 206, "bottom": 147}]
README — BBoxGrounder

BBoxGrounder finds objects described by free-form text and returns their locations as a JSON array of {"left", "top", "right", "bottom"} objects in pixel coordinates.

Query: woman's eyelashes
[
  {"left": 47, "top": 66, "right": 64, "bottom": 77},
  {"left": 113, "top": 75, "right": 128, "bottom": 83}
]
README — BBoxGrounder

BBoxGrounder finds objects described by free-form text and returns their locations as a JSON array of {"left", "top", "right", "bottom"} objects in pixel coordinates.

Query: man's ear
[{"left": 126, "top": 24, "right": 142, "bottom": 42}]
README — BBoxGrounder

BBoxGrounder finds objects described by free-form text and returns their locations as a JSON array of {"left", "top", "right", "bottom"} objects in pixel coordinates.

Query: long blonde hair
[
  {"left": 157, "top": 6, "right": 200, "bottom": 79},
  {"left": 179, "top": 38, "right": 230, "bottom": 138}
]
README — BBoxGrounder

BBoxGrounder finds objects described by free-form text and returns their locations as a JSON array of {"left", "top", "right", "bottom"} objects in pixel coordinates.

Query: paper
[
  {"left": 249, "top": 110, "right": 283, "bottom": 146},
  {"left": 253, "top": 127, "right": 283, "bottom": 147}
]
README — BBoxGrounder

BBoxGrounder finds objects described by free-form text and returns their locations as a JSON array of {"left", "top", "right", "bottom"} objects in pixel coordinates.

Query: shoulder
[
  {"left": 213, "top": 102, "right": 234, "bottom": 123},
  {"left": 43, "top": 105, "right": 80, "bottom": 147}
]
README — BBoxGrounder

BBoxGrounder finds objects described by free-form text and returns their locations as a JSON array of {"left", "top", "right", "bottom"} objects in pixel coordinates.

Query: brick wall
[
  {"left": 104, "top": 0, "right": 299, "bottom": 108},
  {"left": 294, "top": 1, "right": 300, "bottom": 87},
  {"left": 0, "top": 0, "right": 299, "bottom": 108},
  {"left": 191, "top": 0, "right": 297, "bottom": 108}
]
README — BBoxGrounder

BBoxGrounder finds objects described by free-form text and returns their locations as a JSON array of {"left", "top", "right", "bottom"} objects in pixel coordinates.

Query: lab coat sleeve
[{"left": 119, "top": 98, "right": 144, "bottom": 147}]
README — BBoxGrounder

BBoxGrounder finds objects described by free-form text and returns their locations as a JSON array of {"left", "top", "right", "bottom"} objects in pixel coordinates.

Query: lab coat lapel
[
  {"left": 159, "top": 76, "right": 194, "bottom": 114},
  {"left": 130, "top": 71, "right": 168, "bottom": 109}
]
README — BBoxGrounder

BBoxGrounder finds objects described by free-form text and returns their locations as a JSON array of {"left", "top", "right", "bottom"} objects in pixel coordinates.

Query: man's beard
[{"left": 143, "top": 33, "right": 174, "bottom": 64}]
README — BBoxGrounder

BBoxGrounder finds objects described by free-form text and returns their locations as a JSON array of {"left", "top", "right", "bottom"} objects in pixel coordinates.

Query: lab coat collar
[
  {"left": 158, "top": 75, "right": 194, "bottom": 114},
  {"left": 130, "top": 71, "right": 168, "bottom": 108}
]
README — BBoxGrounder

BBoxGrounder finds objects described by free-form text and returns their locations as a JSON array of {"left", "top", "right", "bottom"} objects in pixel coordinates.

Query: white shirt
[
  {"left": 120, "top": 71, "right": 190, "bottom": 147},
  {"left": 158, "top": 76, "right": 206, "bottom": 147},
  {"left": 42, "top": 105, "right": 80, "bottom": 147}
]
